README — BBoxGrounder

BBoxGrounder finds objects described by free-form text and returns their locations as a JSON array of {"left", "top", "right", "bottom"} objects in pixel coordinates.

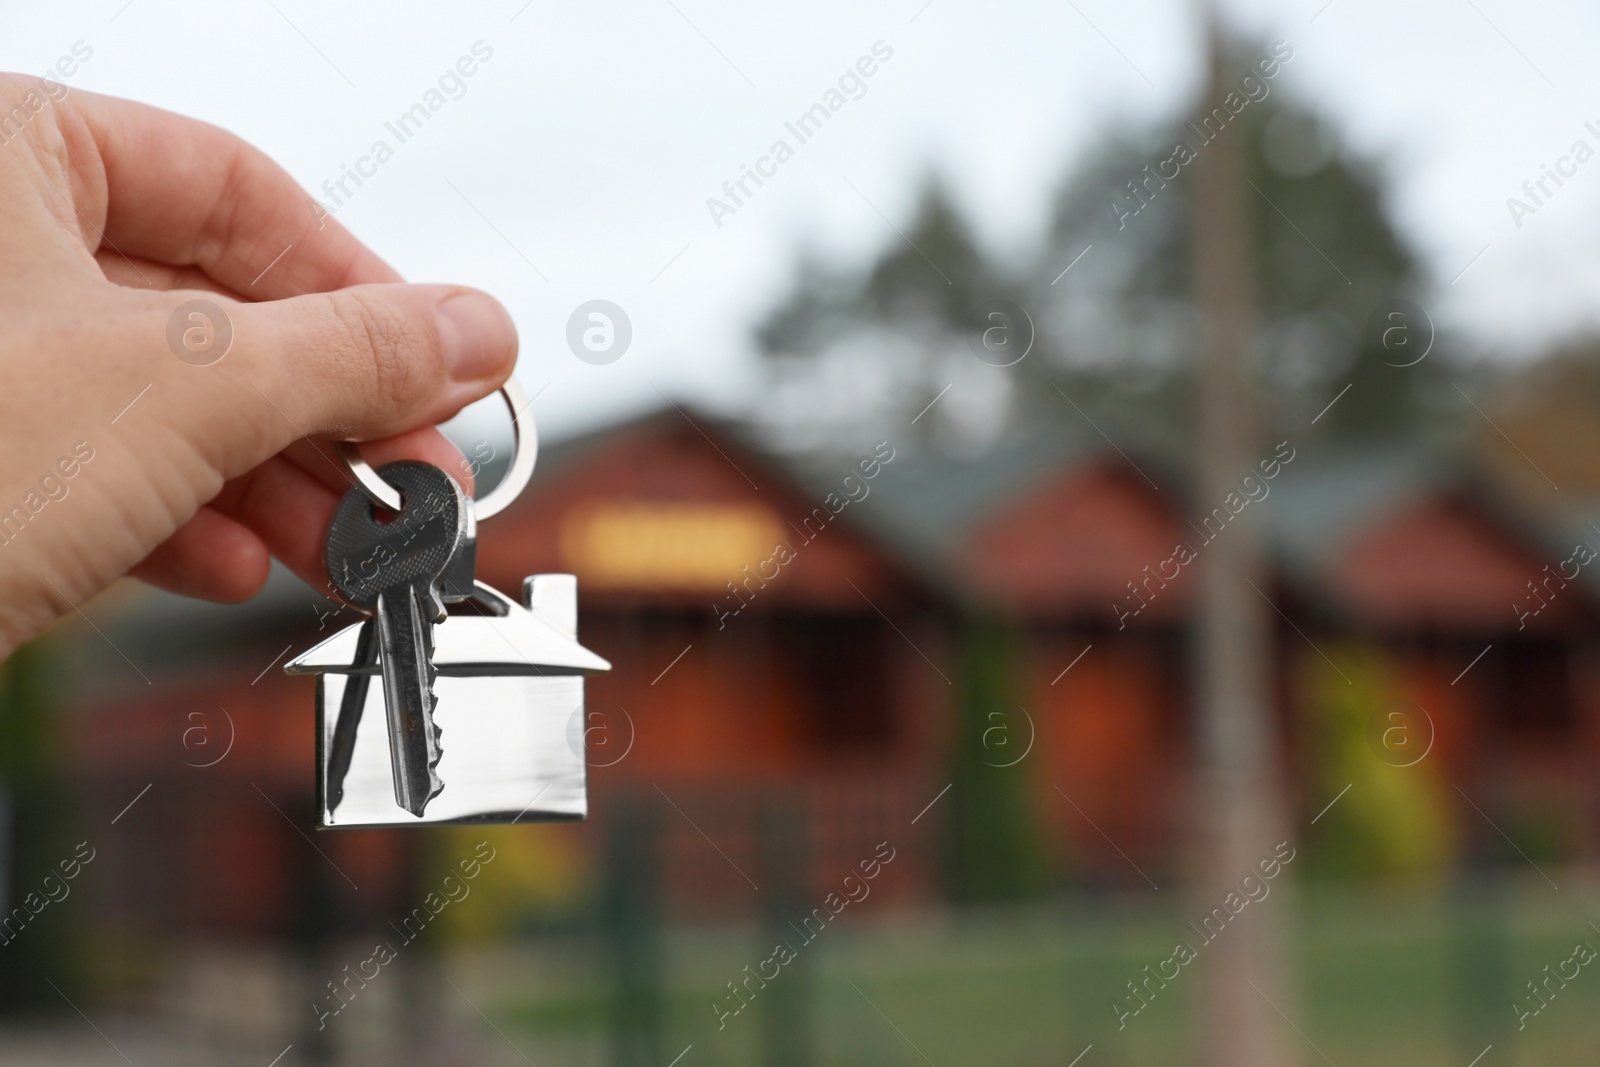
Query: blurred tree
[
  {"left": 435, "top": 823, "right": 587, "bottom": 939},
  {"left": 0, "top": 640, "right": 86, "bottom": 1013},
  {"left": 1302, "top": 647, "right": 1455, "bottom": 879},
  {"left": 754, "top": 175, "right": 1028, "bottom": 454},
  {"left": 1476, "top": 337, "right": 1600, "bottom": 498},
  {"left": 753, "top": 44, "right": 1448, "bottom": 455},
  {"left": 755, "top": 176, "right": 1003, "bottom": 357},
  {"left": 1041, "top": 84, "right": 1442, "bottom": 442},
  {"left": 944, "top": 620, "right": 1045, "bottom": 902}
]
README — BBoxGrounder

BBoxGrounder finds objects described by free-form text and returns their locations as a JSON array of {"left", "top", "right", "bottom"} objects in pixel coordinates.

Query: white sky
[{"left": 3, "top": 0, "right": 1597, "bottom": 441}]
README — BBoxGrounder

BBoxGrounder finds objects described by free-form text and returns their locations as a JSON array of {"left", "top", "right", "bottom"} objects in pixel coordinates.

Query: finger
[
  {"left": 281, "top": 428, "right": 476, "bottom": 498},
  {"left": 242, "top": 283, "right": 516, "bottom": 442},
  {"left": 356, "top": 428, "right": 478, "bottom": 496},
  {"left": 96, "top": 248, "right": 242, "bottom": 296},
  {"left": 213, "top": 432, "right": 475, "bottom": 590},
  {"left": 211, "top": 454, "right": 341, "bottom": 591},
  {"left": 128, "top": 506, "right": 271, "bottom": 602},
  {"left": 68, "top": 88, "right": 401, "bottom": 297}
]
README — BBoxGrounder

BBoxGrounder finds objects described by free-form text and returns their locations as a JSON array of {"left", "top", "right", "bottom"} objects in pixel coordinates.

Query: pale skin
[{"left": 0, "top": 75, "right": 517, "bottom": 660}]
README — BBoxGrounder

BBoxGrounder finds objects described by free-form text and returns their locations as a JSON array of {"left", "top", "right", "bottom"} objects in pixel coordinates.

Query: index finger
[{"left": 66, "top": 87, "right": 399, "bottom": 298}]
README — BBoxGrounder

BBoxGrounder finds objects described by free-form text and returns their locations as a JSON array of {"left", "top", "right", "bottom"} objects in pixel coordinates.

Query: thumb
[{"left": 242, "top": 283, "right": 517, "bottom": 441}]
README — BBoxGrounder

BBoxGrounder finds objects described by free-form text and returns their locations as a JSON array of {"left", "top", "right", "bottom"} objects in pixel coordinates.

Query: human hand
[{"left": 0, "top": 73, "right": 517, "bottom": 660}]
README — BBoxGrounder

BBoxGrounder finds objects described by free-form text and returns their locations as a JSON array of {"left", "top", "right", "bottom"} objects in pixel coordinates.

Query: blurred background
[{"left": 5, "top": 0, "right": 1600, "bottom": 1063}]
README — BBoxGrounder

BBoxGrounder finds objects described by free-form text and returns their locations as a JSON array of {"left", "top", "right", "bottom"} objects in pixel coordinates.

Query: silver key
[{"left": 324, "top": 461, "right": 468, "bottom": 817}]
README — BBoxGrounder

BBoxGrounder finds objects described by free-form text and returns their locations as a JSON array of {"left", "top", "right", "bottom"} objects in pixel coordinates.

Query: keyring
[{"left": 336, "top": 379, "right": 537, "bottom": 522}]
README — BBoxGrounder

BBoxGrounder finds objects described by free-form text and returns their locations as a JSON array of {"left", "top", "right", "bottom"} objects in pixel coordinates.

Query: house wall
[{"left": 1026, "top": 627, "right": 1188, "bottom": 886}]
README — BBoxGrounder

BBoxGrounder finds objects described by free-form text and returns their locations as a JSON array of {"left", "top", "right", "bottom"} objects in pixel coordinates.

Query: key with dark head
[{"left": 325, "top": 461, "right": 468, "bottom": 817}]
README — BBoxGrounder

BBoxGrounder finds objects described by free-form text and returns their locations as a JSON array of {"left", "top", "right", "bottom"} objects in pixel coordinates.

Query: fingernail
[{"left": 437, "top": 290, "right": 516, "bottom": 382}]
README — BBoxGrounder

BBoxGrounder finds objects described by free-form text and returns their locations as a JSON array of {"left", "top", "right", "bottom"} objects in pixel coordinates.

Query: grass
[{"left": 460, "top": 872, "right": 1600, "bottom": 1066}]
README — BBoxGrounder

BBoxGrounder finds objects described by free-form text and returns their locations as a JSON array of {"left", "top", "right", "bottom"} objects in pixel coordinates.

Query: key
[
  {"left": 325, "top": 461, "right": 469, "bottom": 817},
  {"left": 323, "top": 618, "right": 377, "bottom": 814},
  {"left": 326, "top": 501, "right": 482, "bottom": 812}
]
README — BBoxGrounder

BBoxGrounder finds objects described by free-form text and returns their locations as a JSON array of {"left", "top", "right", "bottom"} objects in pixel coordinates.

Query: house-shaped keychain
[{"left": 286, "top": 574, "right": 611, "bottom": 829}]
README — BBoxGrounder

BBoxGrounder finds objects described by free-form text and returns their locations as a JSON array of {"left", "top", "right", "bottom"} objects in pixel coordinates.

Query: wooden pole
[{"left": 1189, "top": 13, "right": 1297, "bottom": 1067}]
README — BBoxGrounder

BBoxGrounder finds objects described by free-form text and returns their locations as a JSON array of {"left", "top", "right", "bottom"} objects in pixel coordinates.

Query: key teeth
[
  {"left": 419, "top": 659, "right": 445, "bottom": 812},
  {"left": 398, "top": 653, "right": 446, "bottom": 819}
]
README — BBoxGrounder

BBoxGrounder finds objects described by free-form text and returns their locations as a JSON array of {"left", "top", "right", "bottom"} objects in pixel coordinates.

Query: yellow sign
[{"left": 560, "top": 502, "right": 786, "bottom": 591}]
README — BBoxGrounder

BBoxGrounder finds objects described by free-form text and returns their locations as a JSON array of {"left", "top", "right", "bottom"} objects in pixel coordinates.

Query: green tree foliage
[{"left": 944, "top": 620, "right": 1045, "bottom": 902}]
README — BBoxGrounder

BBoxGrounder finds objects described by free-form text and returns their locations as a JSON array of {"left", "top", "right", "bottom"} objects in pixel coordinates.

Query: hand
[{"left": 0, "top": 73, "right": 517, "bottom": 660}]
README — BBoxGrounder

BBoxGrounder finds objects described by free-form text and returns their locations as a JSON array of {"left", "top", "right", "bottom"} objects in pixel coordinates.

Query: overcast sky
[{"left": 4, "top": 0, "right": 1597, "bottom": 442}]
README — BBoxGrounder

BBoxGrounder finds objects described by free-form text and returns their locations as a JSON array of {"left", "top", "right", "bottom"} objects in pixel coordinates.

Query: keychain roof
[{"left": 286, "top": 579, "right": 611, "bottom": 676}]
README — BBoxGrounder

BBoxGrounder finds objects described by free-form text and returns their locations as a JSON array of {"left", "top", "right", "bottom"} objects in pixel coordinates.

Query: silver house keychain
[{"left": 285, "top": 382, "right": 611, "bottom": 829}]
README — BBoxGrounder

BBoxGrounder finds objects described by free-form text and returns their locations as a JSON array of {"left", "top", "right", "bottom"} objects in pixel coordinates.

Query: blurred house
[{"left": 56, "top": 407, "right": 1600, "bottom": 949}]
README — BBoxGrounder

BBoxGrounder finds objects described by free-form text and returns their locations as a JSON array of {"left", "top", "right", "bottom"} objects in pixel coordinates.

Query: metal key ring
[{"left": 336, "top": 380, "right": 537, "bottom": 522}]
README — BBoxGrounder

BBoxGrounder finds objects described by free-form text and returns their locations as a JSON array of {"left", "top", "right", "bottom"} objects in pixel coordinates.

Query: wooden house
[{"left": 49, "top": 410, "right": 1600, "bottom": 946}]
